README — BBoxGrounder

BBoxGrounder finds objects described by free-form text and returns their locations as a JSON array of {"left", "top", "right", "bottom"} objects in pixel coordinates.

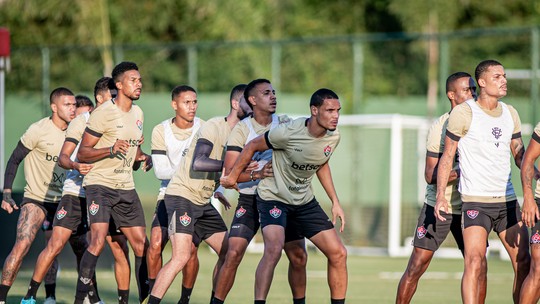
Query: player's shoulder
[
  {"left": 449, "top": 101, "right": 472, "bottom": 117},
  {"left": 206, "top": 116, "right": 227, "bottom": 127},
  {"left": 430, "top": 112, "right": 450, "bottom": 129},
  {"left": 153, "top": 117, "right": 173, "bottom": 131},
  {"left": 90, "top": 100, "right": 114, "bottom": 116},
  {"left": 68, "top": 112, "right": 89, "bottom": 128},
  {"left": 277, "top": 114, "right": 292, "bottom": 125},
  {"left": 503, "top": 102, "right": 519, "bottom": 115},
  {"left": 27, "top": 117, "right": 53, "bottom": 133}
]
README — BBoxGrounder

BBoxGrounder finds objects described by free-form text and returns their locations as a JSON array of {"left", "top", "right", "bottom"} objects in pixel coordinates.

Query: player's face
[
  {"left": 53, "top": 95, "right": 76, "bottom": 123},
  {"left": 480, "top": 65, "right": 507, "bottom": 99},
  {"left": 75, "top": 105, "right": 92, "bottom": 116},
  {"left": 117, "top": 70, "right": 142, "bottom": 100},
  {"left": 172, "top": 91, "right": 198, "bottom": 123},
  {"left": 452, "top": 77, "right": 476, "bottom": 104},
  {"left": 315, "top": 98, "right": 341, "bottom": 131},
  {"left": 251, "top": 82, "right": 277, "bottom": 114}
]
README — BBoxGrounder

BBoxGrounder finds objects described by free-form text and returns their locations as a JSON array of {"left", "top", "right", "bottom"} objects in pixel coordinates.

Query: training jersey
[
  {"left": 62, "top": 112, "right": 90, "bottom": 197},
  {"left": 82, "top": 100, "right": 144, "bottom": 190},
  {"left": 425, "top": 112, "right": 461, "bottom": 214},
  {"left": 151, "top": 117, "right": 204, "bottom": 201},
  {"left": 257, "top": 117, "right": 340, "bottom": 206},
  {"left": 446, "top": 99, "right": 520, "bottom": 203},
  {"left": 166, "top": 117, "right": 232, "bottom": 205},
  {"left": 20, "top": 117, "right": 67, "bottom": 203},
  {"left": 227, "top": 114, "right": 291, "bottom": 195},
  {"left": 532, "top": 123, "right": 540, "bottom": 198}
]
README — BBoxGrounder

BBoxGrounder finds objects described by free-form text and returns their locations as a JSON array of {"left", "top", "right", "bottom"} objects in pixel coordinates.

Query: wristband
[
  {"left": 250, "top": 170, "right": 255, "bottom": 181},
  {"left": 110, "top": 146, "right": 114, "bottom": 157}
]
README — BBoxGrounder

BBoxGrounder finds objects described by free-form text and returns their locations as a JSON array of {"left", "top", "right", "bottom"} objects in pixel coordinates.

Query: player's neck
[
  {"left": 476, "top": 94, "right": 499, "bottom": 110},
  {"left": 252, "top": 110, "right": 272, "bottom": 126},
  {"left": 51, "top": 114, "right": 68, "bottom": 131},
  {"left": 306, "top": 117, "right": 327, "bottom": 138},
  {"left": 173, "top": 117, "right": 194, "bottom": 129},
  {"left": 114, "top": 94, "right": 134, "bottom": 112},
  {"left": 226, "top": 112, "right": 240, "bottom": 129}
]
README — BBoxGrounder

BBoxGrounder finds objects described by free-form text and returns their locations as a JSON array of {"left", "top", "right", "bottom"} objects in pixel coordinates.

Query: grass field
[{"left": 6, "top": 248, "right": 516, "bottom": 304}]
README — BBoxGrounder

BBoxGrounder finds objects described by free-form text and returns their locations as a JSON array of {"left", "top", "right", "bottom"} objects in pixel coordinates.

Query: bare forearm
[
  {"left": 436, "top": 156, "right": 453, "bottom": 197},
  {"left": 78, "top": 146, "right": 111, "bottom": 163},
  {"left": 521, "top": 161, "right": 536, "bottom": 200}
]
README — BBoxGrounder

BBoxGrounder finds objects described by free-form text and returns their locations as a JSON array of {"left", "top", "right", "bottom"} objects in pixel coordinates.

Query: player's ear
[
  {"left": 50, "top": 102, "right": 58, "bottom": 114},
  {"left": 477, "top": 78, "right": 486, "bottom": 88},
  {"left": 171, "top": 99, "right": 178, "bottom": 111},
  {"left": 447, "top": 91, "right": 455, "bottom": 102},
  {"left": 310, "top": 105, "right": 318, "bottom": 116},
  {"left": 248, "top": 95, "right": 256, "bottom": 108},
  {"left": 231, "top": 98, "right": 239, "bottom": 111}
]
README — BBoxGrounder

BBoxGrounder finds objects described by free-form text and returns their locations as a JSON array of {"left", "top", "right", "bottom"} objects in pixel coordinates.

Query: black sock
[
  {"left": 293, "top": 297, "right": 305, "bottom": 304},
  {"left": 75, "top": 251, "right": 99, "bottom": 301},
  {"left": 212, "top": 297, "right": 224, "bottom": 304},
  {"left": 135, "top": 255, "right": 150, "bottom": 302},
  {"left": 331, "top": 299, "right": 345, "bottom": 304},
  {"left": 254, "top": 301, "right": 266, "bottom": 304},
  {"left": 147, "top": 295, "right": 162, "bottom": 304},
  {"left": 24, "top": 279, "right": 41, "bottom": 299},
  {"left": 148, "top": 278, "right": 156, "bottom": 293},
  {"left": 0, "top": 284, "right": 10, "bottom": 301},
  {"left": 44, "top": 283, "right": 56, "bottom": 299},
  {"left": 118, "top": 289, "right": 129, "bottom": 304},
  {"left": 178, "top": 285, "right": 193, "bottom": 304}
]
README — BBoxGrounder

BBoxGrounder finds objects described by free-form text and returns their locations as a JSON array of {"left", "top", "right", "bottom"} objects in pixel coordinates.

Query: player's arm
[
  {"left": 316, "top": 161, "right": 345, "bottom": 232},
  {"left": 2, "top": 141, "right": 31, "bottom": 213},
  {"left": 424, "top": 153, "right": 459, "bottom": 185},
  {"left": 58, "top": 140, "right": 93, "bottom": 175},
  {"left": 510, "top": 135, "right": 525, "bottom": 169},
  {"left": 434, "top": 134, "right": 459, "bottom": 221},
  {"left": 77, "top": 129, "right": 129, "bottom": 163},
  {"left": 191, "top": 138, "right": 225, "bottom": 172},
  {"left": 221, "top": 134, "right": 269, "bottom": 189},
  {"left": 223, "top": 149, "right": 267, "bottom": 183},
  {"left": 521, "top": 135, "right": 540, "bottom": 227},
  {"left": 133, "top": 145, "right": 152, "bottom": 172}
]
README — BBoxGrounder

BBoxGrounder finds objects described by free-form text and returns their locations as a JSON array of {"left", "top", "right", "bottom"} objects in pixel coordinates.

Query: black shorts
[
  {"left": 529, "top": 199, "right": 540, "bottom": 244},
  {"left": 412, "top": 203, "right": 464, "bottom": 252},
  {"left": 21, "top": 197, "right": 58, "bottom": 232},
  {"left": 164, "top": 194, "right": 227, "bottom": 245},
  {"left": 52, "top": 194, "right": 89, "bottom": 236},
  {"left": 257, "top": 196, "right": 332, "bottom": 240},
  {"left": 462, "top": 200, "right": 520, "bottom": 234},
  {"left": 151, "top": 199, "right": 168, "bottom": 229},
  {"left": 229, "top": 194, "right": 260, "bottom": 241},
  {"left": 85, "top": 185, "right": 146, "bottom": 228}
]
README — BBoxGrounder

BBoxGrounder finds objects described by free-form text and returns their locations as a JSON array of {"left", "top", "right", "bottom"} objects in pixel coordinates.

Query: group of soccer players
[{"left": 0, "top": 61, "right": 348, "bottom": 304}]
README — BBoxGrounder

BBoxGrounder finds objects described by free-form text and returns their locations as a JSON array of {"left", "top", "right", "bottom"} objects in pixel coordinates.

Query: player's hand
[
  {"left": 259, "top": 161, "right": 273, "bottom": 178},
  {"left": 245, "top": 160, "right": 259, "bottom": 172},
  {"left": 331, "top": 201, "right": 346, "bottom": 233},
  {"left": 434, "top": 197, "right": 449, "bottom": 221},
  {"left": 112, "top": 139, "right": 130, "bottom": 156},
  {"left": 134, "top": 153, "right": 152, "bottom": 172},
  {"left": 220, "top": 167, "right": 238, "bottom": 190},
  {"left": 1, "top": 192, "right": 18, "bottom": 214},
  {"left": 139, "top": 135, "right": 145, "bottom": 146},
  {"left": 214, "top": 191, "right": 232, "bottom": 210},
  {"left": 522, "top": 198, "right": 539, "bottom": 228},
  {"left": 74, "top": 162, "right": 94, "bottom": 175}
]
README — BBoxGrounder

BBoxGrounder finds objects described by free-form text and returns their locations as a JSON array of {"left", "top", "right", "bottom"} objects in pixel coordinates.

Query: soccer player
[
  {"left": 147, "top": 85, "right": 205, "bottom": 303},
  {"left": 74, "top": 62, "right": 152, "bottom": 304},
  {"left": 0, "top": 87, "right": 76, "bottom": 304},
  {"left": 212, "top": 79, "right": 307, "bottom": 304},
  {"left": 145, "top": 84, "right": 251, "bottom": 304},
  {"left": 221, "top": 88, "right": 347, "bottom": 304},
  {"left": 435, "top": 60, "right": 530, "bottom": 303},
  {"left": 396, "top": 72, "right": 484, "bottom": 303}
]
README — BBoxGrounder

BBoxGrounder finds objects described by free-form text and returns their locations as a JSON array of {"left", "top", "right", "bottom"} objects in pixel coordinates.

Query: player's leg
[
  {"left": 396, "top": 248, "right": 434, "bottom": 303},
  {"left": 203, "top": 231, "right": 228, "bottom": 289},
  {"left": 496, "top": 201, "right": 530, "bottom": 304},
  {"left": 461, "top": 225, "right": 488, "bottom": 304},
  {"left": 148, "top": 200, "right": 169, "bottom": 292},
  {"left": 520, "top": 241, "right": 540, "bottom": 303},
  {"left": 283, "top": 238, "right": 307, "bottom": 302},
  {"left": 42, "top": 207, "right": 59, "bottom": 303},
  {"left": 0, "top": 202, "right": 46, "bottom": 302},
  {"left": 106, "top": 233, "right": 131, "bottom": 304},
  {"left": 178, "top": 242, "right": 199, "bottom": 304},
  {"left": 212, "top": 237, "right": 250, "bottom": 301}
]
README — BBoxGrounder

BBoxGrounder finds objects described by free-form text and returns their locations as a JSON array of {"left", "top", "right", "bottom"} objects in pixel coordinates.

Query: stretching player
[
  {"left": 147, "top": 85, "right": 204, "bottom": 303},
  {"left": 221, "top": 88, "right": 347, "bottom": 304},
  {"left": 0, "top": 88, "right": 76, "bottom": 304},
  {"left": 396, "top": 72, "right": 485, "bottom": 303},
  {"left": 145, "top": 84, "right": 251, "bottom": 304},
  {"left": 212, "top": 79, "right": 307, "bottom": 304}
]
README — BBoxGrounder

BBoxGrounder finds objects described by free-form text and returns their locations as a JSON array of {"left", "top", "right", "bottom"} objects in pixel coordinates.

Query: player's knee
[
  {"left": 11, "top": 240, "right": 32, "bottom": 257},
  {"left": 329, "top": 244, "right": 347, "bottom": 264},
  {"left": 47, "top": 240, "right": 66, "bottom": 256},
  {"left": 465, "top": 254, "right": 485, "bottom": 271},
  {"left": 289, "top": 249, "right": 307, "bottom": 269}
]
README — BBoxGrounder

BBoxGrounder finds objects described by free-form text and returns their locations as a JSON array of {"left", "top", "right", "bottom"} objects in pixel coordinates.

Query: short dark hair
[
  {"left": 446, "top": 72, "right": 472, "bottom": 93},
  {"left": 112, "top": 61, "right": 139, "bottom": 84},
  {"left": 310, "top": 88, "right": 339, "bottom": 108},
  {"left": 244, "top": 79, "right": 271, "bottom": 109},
  {"left": 230, "top": 84, "right": 247, "bottom": 106},
  {"left": 49, "top": 87, "right": 74, "bottom": 105},
  {"left": 475, "top": 59, "right": 502, "bottom": 83},
  {"left": 93, "top": 77, "right": 116, "bottom": 102},
  {"left": 171, "top": 85, "right": 196, "bottom": 100},
  {"left": 75, "top": 95, "right": 94, "bottom": 108}
]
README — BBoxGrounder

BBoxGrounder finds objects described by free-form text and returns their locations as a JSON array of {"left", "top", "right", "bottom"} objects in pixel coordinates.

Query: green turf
[{"left": 8, "top": 249, "right": 515, "bottom": 304}]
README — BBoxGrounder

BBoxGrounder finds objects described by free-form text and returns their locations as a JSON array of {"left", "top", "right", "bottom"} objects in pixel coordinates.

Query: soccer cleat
[
  {"left": 141, "top": 296, "right": 149, "bottom": 304},
  {"left": 43, "top": 297, "right": 56, "bottom": 304},
  {"left": 20, "top": 297, "right": 37, "bottom": 304}
]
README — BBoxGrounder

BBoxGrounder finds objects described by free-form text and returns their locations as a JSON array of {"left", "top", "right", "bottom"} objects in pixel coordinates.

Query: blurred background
[{"left": 2, "top": 0, "right": 540, "bottom": 264}]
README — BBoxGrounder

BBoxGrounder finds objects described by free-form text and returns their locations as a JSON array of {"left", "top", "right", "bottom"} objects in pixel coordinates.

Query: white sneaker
[{"left": 43, "top": 297, "right": 56, "bottom": 304}]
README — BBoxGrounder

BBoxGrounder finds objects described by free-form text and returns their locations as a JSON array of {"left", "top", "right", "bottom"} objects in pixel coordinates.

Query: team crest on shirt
[
  {"left": 236, "top": 206, "right": 246, "bottom": 218},
  {"left": 179, "top": 212, "right": 191, "bottom": 226},
  {"left": 492, "top": 127, "right": 502, "bottom": 147},
  {"left": 531, "top": 231, "right": 540, "bottom": 244},
  {"left": 269, "top": 206, "right": 282, "bottom": 219},
  {"left": 416, "top": 226, "right": 427, "bottom": 239},
  {"left": 42, "top": 220, "right": 50, "bottom": 230},
  {"left": 89, "top": 201, "right": 99, "bottom": 216},
  {"left": 466, "top": 210, "right": 479, "bottom": 219},
  {"left": 136, "top": 120, "right": 143, "bottom": 130},
  {"left": 323, "top": 145, "right": 332, "bottom": 157},
  {"left": 56, "top": 207, "right": 67, "bottom": 220}
]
